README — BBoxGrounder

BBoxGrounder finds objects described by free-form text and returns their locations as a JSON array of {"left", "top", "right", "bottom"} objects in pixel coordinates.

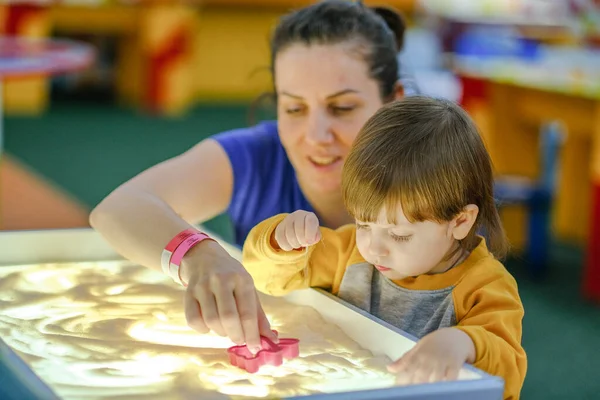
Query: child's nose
[{"left": 368, "top": 240, "right": 389, "bottom": 257}]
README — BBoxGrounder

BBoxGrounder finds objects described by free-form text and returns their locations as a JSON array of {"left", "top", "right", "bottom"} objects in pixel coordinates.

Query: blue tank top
[{"left": 212, "top": 121, "right": 315, "bottom": 246}]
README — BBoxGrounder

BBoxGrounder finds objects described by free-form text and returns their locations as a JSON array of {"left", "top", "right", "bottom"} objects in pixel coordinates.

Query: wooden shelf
[
  {"left": 50, "top": 5, "right": 140, "bottom": 35},
  {"left": 202, "top": 0, "right": 417, "bottom": 12}
]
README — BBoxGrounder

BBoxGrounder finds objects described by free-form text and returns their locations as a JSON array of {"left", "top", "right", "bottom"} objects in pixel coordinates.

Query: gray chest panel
[{"left": 337, "top": 263, "right": 457, "bottom": 338}]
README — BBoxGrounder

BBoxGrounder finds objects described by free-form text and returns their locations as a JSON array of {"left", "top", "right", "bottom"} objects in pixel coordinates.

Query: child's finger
[
  {"left": 429, "top": 365, "right": 447, "bottom": 383},
  {"left": 387, "top": 345, "right": 417, "bottom": 373},
  {"left": 412, "top": 364, "right": 434, "bottom": 384},
  {"left": 304, "top": 212, "right": 321, "bottom": 245},
  {"left": 394, "top": 364, "right": 417, "bottom": 386},
  {"left": 285, "top": 220, "right": 302, "bottom": 249},
  {"left": 387, "top": 354, "right": 409, "bottom": 374},
  {"left": 444, "top": 365, "right": 460, "bottom": 381},
  {"left": 394, "top": 372, "right": 411, "bottom": 386},
  {"left": 294, "top": 213, "right": 308, "bottom": 246},
  {"left": 274, "top": 223, "right": 293, "bottom": 251}
]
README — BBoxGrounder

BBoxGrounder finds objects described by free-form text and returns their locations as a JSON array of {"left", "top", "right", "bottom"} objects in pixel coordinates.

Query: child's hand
[
  {"left": 387, "top": 328, "right": 476, "bottom": 385},
  {"left": 273, "top": 211, "right": 321, "bottom": 251}
]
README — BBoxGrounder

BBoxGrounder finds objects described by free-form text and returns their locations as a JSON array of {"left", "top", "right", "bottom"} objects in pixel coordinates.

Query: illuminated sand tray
[{"left": 0, "top": 261, "right": 396, "bottom": 399}]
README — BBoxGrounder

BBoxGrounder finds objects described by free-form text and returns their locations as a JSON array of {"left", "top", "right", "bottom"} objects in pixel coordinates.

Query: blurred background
[{"left": 0, "top": 0, "right": 599, "bottom": 399}]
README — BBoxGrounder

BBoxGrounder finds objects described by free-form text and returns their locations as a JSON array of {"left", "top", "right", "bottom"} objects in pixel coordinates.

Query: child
[{"left": 242, "top": 96, "right": 526, "bottom": 399}]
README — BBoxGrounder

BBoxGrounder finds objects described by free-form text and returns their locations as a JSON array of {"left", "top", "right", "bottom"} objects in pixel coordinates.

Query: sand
[{"left": 0, "top": 260, "right": 396, "bottom": 399}]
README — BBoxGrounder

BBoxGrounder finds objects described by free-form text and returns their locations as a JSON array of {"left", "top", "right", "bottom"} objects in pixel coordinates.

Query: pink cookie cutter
[{"left": 227, "top": 331, "right": 300, "bottom": 373}]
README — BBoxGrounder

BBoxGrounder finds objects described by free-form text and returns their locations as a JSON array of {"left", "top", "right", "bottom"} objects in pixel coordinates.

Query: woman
[{"left": 90, "top": 0, "right": 406, "bottom": 351}]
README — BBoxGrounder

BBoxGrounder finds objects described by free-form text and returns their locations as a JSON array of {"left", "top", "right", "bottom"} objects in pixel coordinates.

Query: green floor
[{"left": 5, "top": 100, "right": 600, "bottom": 399}]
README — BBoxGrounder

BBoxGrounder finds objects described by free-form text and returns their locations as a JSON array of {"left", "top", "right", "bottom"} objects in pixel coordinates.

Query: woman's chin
[
  {"left": 310, "top": 181, "right": 342, "bottom": 197},
  {"left": 298, "top": 172, "right": 342, "bottom": 197}
]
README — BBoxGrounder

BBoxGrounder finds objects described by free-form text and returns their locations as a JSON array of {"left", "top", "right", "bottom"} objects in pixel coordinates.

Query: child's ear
[{"left": 450, "top": 204, "right": 479, "bottom": 240}]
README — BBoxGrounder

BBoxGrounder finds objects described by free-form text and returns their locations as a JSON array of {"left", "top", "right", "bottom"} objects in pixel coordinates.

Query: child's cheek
[{"left": 355, "top": 231, "right": 370, "bottom": 261}]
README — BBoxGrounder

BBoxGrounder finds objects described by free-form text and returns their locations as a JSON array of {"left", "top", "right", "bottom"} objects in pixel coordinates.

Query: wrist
[{"left": 179, "top": 239, "right": 227, "bottom": 285}]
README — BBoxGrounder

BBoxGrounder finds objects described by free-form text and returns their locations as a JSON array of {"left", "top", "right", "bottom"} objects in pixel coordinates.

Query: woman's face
[{"left": 275, "top": 43, "right": 401, "bottom": 197}]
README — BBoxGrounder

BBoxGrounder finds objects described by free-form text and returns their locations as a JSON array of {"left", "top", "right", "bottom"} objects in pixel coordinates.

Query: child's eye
[
  {"left": 391, "top": 234, "right": 411, "bottom": 242},
  {"left": 356, "top": 223, "right": 370, "bottom": 230}
]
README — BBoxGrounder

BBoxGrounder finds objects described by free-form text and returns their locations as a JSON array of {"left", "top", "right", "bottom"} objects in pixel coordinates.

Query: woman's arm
[
  {"left": 89, "top": 138, "right": 233, "bottom": 273},
  {"left": 90, "top": 137, "right": 276, "bottom": 349}
]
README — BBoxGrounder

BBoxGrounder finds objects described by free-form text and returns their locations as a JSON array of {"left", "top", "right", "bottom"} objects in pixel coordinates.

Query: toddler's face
[{"left": 354, "top": 206, "right": 459, "bottom": 280}]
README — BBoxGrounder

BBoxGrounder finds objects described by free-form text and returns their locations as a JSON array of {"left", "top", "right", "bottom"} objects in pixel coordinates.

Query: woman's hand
[
  {"left": 180, "top": 240, "right": 276, "bottom": 353},
  {"left": 387, "top": 328, "right": 476, "bottom": 384},
  {"left": 273, "top": 210, "right": 321, "bottom": 251}
]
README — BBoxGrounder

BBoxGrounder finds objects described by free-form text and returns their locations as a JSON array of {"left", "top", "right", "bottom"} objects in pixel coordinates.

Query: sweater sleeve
[
  {"left": 241, "top": 214, "right": 357, "bottom": 296},
  {"left": 453, "top": 262, "right": 527, "bottom": 400}
]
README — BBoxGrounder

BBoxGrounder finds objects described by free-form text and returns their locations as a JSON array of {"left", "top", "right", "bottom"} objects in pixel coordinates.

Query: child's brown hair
[{"left": 342, "top": 96, "right": 508, "bottom": 258}]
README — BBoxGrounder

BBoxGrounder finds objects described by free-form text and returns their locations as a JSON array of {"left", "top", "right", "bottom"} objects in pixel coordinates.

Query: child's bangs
[
  {"left": 343, "top": 173, "right": 389, "bottom": 223},
  {"left": 343, "top": 161, "right": 440, "bottom": 225},
  {"left": 392, "top": 183, "right": 440, "bottom": 223}
]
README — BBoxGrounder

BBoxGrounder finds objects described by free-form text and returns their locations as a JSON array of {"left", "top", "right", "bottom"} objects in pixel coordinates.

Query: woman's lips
[{"left": 307, "top": 156, "right": 342, "bottom": 170}]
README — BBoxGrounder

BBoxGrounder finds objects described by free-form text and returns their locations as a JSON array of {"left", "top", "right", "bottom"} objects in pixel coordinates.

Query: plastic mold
[{"left": 227, "top": 331, "right": 300, "bottom": 373}]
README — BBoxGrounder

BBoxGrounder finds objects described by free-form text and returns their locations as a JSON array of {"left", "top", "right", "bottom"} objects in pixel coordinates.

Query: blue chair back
[{"left": 538, "top": 121, "right": 566, "bottom": 194}]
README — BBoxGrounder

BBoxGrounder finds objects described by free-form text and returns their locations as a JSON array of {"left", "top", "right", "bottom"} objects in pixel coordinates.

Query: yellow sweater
[{"left": 242, "top": 214, "right": 527, "bottom": 400}]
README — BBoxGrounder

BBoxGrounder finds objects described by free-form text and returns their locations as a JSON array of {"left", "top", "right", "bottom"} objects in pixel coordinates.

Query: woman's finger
[
  {"left": 234, "top": 278, "right": 261, "bottom": 352},
  {"left": 184, "top": 288, "right": 209, "bottom": 334},
  {"left": 213, "top": 279, "right": 245, "bottom": 345},
  {"left": 194, "top": 284, "right": 225, "bottom": 336},
  {"left": 257, "top": 301, "right": 276, "bottom": 342}
]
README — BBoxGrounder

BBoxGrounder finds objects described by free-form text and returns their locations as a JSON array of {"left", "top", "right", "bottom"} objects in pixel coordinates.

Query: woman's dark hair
[{"left": 270, "top": 0, "right": 406, "bottom": 100}]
